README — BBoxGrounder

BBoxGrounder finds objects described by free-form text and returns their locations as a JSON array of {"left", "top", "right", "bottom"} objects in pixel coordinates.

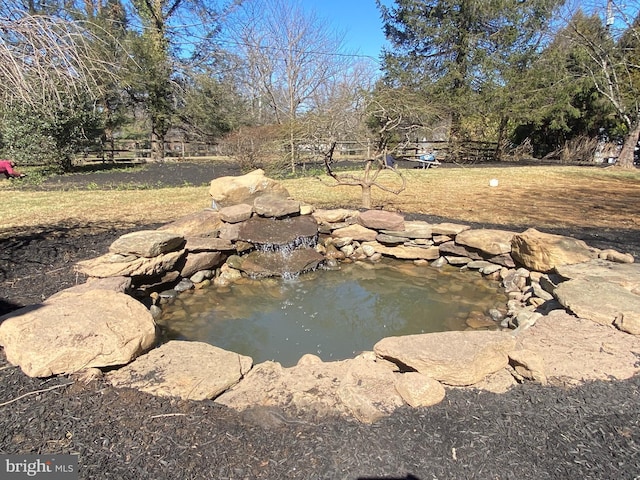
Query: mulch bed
[{"left": 1, "top": 162, "right": 640, "bottom": 479}]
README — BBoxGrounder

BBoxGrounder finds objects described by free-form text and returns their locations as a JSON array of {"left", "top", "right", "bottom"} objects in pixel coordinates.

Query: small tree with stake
[{"left": 320, "top": 85, "right": 438, "bottom": 209}]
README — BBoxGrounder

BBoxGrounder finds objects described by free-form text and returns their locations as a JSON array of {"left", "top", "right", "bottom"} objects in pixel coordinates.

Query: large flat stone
[
  {"left": 109, "top": 341, "right": 252, "bottom": 401},
  {"left": 554, "top": 276, "right": 640, "bottom": 333},
  {"left": 109, "top": 230, "right": 184, "bottom": 258},
  {"left": 362, "top": 241, "right": 440, "bottom": 260},
  {"left": 216, "top": 353, "right": 406, "bottom": 423},
  {"left": 0, "top": 290, "right": 157, "bottom": 377},
  {"left": 515, "top": 310, "right": 640, "bottom": 383},
  {"left": 374, "top": 331, "right": 516, "bottom": 386},
  {"left": 75, "top": 250, "right": 185, "bottom": 278},
  {"left": 158, "top": 210, "right": 223, "bottom": 237}
]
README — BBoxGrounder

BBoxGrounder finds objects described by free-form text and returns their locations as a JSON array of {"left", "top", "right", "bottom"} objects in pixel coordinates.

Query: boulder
[
  {"left": 109, "top": 341, "right": 252, "bottom": 401},
  {"left": 394, "top": 372, "right": 446, "bottom": 408},
  {"left": 158, "top": 210, "right": 223, "bottom": 237},
  {"left": 209, "top": 169, "right": 289, "bottom": 207},
  {"left": 374, "top": 331, "right": 516, "bottom": 386},
  {"left": 109, "top": 230, "right": 184, "bottom": 258},
  {"left": 332, "top": 224, "right": 378, "bottom": 242},
  {"left": 598, "top": 249, "right": 635, "bottom": 264},
  {"left": 336, "top": 354, "right": 405, "bottom": 423},
  {"left": 361, "top": 241, "right": 440, "bottom": 261},
  {"left": 0, "top": 290, "right": 156, "bottom": 377},
  {"left": 179, "top": 251, "right": 224, "bottom": 278},
  {"left": 511, "top": 228, "right": 597, "bottom": 272},
  {"left": 253, "top": 194, "right": 300, "bottom": 218},
  {"left": 358, "top": 210, "right": 405, "bottom": 231},
  {"left": 455, "top": 229, "right": 516, "bottom": 256},
  {"left": 219, "top": 204, "right": 253, "bottom": 223},
  {"left": 75, "top": 250, "right": 184, "bottom": 278}
]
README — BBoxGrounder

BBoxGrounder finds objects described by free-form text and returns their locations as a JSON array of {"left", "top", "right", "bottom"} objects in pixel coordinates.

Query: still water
[{"left": 158, "top": 260, "right": 508, "bottom": 367}]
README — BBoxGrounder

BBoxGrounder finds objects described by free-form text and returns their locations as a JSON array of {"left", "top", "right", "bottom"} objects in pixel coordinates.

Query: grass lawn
[{"left": 0, "top": 165, "right": 639, "bottom": 236}]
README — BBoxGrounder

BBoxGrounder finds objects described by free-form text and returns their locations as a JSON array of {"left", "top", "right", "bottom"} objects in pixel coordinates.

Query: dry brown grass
[
  {"left": 282, "top": 166, "right": 640, "bottom": 229},
  {"left": 0, "top": 166, "right": 638, "bottom": 237}
]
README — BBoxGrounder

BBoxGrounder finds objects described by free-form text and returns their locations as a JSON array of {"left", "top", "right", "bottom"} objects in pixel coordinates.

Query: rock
[
  {"left": 358, "top": 210, "right": 405, "bottom": 231},
  {"left": 431, "top": 222, "right": 471, "bottom": 236},
  {"left": 332, "top": 224, "right": 378, "bottom": 242},
  {"left": 554, "top": 276, "right": 640, "bottom": 333},
  {"left": 374, "top": 331, "right": 516, "bottom": 386},
  {"left": 253, "top": 194, "right": 300, "bottom": 218},
  {"left": 0, "top": 290, "right": 157, "bottom": 377},
  {"left": 312, "top": 208, "right": 358, "bottom": 224},
  {"left": 179, "top": 251, "right": 223, "bottom": 278},
  {"left": 439, "top": 241, "right": 483, "bottom": 260},
  {"left": 219, "top": 204, "right": 253, "bottom": 223},
  {"left": 109, "top": 341, "right": 252, "bottom": 401},
  {"left": 382, "top": 221, "right": 433, "bottom": 239},
  {"left": 209, "top": 169, "right": 289, "bottom": 207},
  {"left": 237, "top": 248, "right": 324, "bottom": 277},
  {"left": 598, "top": 249, "right": 635, "bottom": 264},
  {"left": 184, "top": 236, "right": 235, "bottom": 252},
  {"left": 376, "top": 233, "right": 408, "bottom": 245},
  {"left": 219, "top": 222, "right": 241, "bottom": 241},
  {"left": 158, "top": 210, "right": 223, "bottom": 237},
  {"left": 511, "top": 228, "right": 597, "bottom": 272},
  {"left": 508, "top": 349, "right": 547, "bottom": 384},
  {"left": 216, "top": 354, "right": 405, "bottom": 423},
  {"left": 455, "top": 229, "right": 516, "bottom": 256},
  {"left": 336, "top": 355, "right": 405, "bottom": 423},
  {"left": 47, "top": 276, "right": 131, "bottom": 300},
  {"left": 237, "top": 216, "right": 318, "bottom": 247},
  {"left": 75, "top": 250, "right": 185, "bottom": 278},
  {"left": 109, "top": 230, "right": 185, "bottom": 258},
  {"left": 466, "top": 312, "right": 498, "bottom": 329},
  {"left": 394, "top": 372, "right": 446, "bottom": 408},
  {"left": 515, "top": 310, "right": 640, "bottom": 384},
  {"left": 362, "top": 241, "right": 440, "bottom": 261},
  {"left": 174, "top": 278, "right": 194, "bottom": 292},
  {"left": 555, "top": 259, "right": 640, "bottom": 291}
]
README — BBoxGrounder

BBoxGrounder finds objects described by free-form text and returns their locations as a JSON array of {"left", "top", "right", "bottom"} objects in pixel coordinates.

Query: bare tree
[
  {"left": 0, "top": 13, "right": 120, "bottom": 109},
  {"left": 322, "top": 143, "right": 406, "bottom": 209},
  {"left": 227, "top": 0, "right": 351, "bottom": 172},
  {"left": 561, "top": 1, "right": 640, "bottom": 168}
]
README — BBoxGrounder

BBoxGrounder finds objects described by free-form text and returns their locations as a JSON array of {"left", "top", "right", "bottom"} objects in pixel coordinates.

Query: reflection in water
[{"left": 158, "top": 259, "right": 508, "bottom": 367}]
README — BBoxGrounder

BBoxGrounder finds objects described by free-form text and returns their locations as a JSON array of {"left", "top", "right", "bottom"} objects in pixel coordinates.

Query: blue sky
[{"left": 299, "top": 0, "right": 391, "bottom": 62}]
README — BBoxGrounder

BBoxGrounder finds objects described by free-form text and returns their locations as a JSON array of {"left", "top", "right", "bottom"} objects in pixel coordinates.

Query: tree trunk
[
  {"left": 617, "top": 121, "right": 640, "bottom": 169},
  {"left": 150, "top": 128, "right": 165, "bottom": 162},
  {"left": 361, "top": 184, "right": 372, "bottom": 209}
]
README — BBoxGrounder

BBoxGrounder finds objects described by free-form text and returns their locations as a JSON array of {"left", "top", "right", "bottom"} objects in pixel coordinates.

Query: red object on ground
[{"left": 0, "top": 160, "right": 23, "bottom": 178}]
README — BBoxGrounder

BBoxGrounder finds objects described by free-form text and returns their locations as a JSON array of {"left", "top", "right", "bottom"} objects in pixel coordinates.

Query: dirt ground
[{"left": 1, "top": 162, "right": 639, "bottom": 479}]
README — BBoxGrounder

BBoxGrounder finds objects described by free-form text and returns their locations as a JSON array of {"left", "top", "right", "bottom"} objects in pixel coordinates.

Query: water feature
[{"left": 158, "top": 259, "right": 508, "bottom": 367}]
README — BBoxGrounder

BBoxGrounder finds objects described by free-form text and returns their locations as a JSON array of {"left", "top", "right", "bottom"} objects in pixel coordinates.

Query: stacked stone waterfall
[{"left": 0, "top": 169, "right": 639, "bottom": 424}]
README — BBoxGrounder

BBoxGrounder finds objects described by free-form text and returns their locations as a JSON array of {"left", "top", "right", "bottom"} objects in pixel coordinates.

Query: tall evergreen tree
[{"left": 378, "top": 0, "right": 563, "bottom": 157}]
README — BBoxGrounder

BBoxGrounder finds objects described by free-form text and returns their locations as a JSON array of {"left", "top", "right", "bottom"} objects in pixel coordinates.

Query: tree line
[{"left": 1, "top": 0, "right": 639, "bottom": 172}]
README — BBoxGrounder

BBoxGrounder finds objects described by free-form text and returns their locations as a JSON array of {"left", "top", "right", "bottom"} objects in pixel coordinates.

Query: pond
[{"left": 158, "top": 259, "right": 508, "bottom": 367}]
